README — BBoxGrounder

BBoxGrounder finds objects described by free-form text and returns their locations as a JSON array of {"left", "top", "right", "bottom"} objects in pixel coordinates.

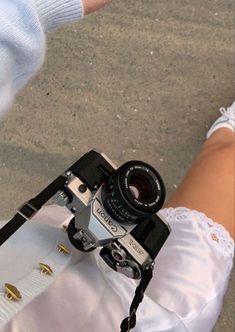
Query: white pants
[{"left": 0, "top": 205, "right": 234, "bottom": 332}]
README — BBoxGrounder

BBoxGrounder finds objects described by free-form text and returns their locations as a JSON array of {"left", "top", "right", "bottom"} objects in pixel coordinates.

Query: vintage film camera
[
  {"left": 0, "top": 150, "right": 170, "bottom": 331},
  {"left": 56, "top": 151, "right": 170, "bottom": 280}
]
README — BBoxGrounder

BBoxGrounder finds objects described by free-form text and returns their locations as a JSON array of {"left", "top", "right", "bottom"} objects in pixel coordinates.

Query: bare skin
[
  {"left": 82, "top": 0, "right": 111, "bottom": 15},
  {"left": 165, "top": 128, "right": 235, "bottom": 239}
]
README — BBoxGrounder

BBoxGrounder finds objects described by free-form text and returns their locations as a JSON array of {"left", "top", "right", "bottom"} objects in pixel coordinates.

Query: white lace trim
[{"left": 160, "top": 207, "right": 234, "bottom": 259}]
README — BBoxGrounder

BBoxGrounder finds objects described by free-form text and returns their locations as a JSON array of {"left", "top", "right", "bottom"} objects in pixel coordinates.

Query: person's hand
[{"left": 82, "top": 0, "right": 111, "bottom": 15}]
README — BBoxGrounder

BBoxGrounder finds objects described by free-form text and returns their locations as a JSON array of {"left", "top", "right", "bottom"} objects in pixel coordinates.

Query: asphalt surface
[{"left": 0, "top": 0, "right": 234, "bottom": 330}]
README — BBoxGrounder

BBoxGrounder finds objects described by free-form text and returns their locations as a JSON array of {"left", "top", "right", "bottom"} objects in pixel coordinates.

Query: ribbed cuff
[{"left": 34, "top": 0, "right": 84, "bottom": 31}]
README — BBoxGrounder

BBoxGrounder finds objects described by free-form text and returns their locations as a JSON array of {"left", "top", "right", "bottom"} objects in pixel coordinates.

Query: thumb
[{"left": 82, "top": 0, "right": 111, "bottom": 15}]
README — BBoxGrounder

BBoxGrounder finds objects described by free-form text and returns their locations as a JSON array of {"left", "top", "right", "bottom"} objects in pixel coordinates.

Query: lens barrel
[{"left": 101, "top": 161, "right": 165, "bottom": 224}]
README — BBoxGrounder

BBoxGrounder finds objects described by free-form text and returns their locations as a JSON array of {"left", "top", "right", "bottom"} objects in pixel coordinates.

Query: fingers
[{"left": 82, "top": 0, "right": 111, "bottom": 15}]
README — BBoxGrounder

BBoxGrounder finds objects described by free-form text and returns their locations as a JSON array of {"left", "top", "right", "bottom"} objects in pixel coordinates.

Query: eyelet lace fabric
[{"left": 160, "top": 207, "right": 234, "bottom": 259}]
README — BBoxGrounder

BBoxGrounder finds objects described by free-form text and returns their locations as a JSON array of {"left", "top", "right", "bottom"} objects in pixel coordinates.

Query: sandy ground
[{"left": 0, "top": 0, "right": 234, "bottom": 330}]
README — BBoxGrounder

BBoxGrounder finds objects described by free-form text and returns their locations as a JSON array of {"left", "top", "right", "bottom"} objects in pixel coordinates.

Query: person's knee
[
  {"left": 204, "top": 131, "right": 234, "bottom": 152},
  {"left": 201, "top": 139, "right": 234, "bottom": 169}
]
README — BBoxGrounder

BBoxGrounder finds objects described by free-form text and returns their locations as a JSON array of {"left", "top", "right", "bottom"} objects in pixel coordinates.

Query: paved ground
[{"left": 0, "top": 0, "right": 234, "bottom": 330}]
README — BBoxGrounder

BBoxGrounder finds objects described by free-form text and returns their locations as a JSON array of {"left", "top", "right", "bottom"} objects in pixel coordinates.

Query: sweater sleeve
[{"left": 0, "top": 0, "right": 84, "bottom": 118}]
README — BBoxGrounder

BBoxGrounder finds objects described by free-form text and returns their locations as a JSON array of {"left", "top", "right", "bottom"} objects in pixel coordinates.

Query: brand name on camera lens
[{"left": 97, "top": 208, "right": 118, "bottom": 233}]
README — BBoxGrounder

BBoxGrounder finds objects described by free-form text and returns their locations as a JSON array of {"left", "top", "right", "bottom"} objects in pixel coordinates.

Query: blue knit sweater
[{"left": 0, "top": 0, "right": 84, "bottom": 116}]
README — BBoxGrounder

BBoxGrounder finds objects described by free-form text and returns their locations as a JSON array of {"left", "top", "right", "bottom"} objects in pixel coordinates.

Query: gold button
[
  {"left": 4, "top": 283, "right": 22, "bottom": 301},
  {"left": 39, "top": 263, "right": 53, "bottom": 275},
  {"left": 57, "top": 244, "right": 70, "bottom": 254}
]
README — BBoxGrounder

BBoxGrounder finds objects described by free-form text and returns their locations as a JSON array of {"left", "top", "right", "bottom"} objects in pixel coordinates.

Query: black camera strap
[
  {"left": 120, "top": 266, "right": 153, "bottom": 332},
  {"left": 0, "top": 175, "right": 68, "bottom": 246}
]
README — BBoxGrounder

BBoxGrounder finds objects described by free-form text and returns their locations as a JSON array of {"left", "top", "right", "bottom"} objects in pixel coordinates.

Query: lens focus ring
[{"left": 102, "top": 161, "right": 165, "bottom": 224}]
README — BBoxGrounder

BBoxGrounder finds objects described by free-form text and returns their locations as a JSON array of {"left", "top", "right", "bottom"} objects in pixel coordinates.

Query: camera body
[
  {"left": 54, "top": 151, "right": 170, "bottom": 280},
  {"left": 0, "top": 150, "right": 171, "bottom": 332}
]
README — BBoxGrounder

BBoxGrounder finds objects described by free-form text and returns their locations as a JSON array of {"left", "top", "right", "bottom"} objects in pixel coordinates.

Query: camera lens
[{"left": 101, "top": 161, "right": 165, "bottom": 224}]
